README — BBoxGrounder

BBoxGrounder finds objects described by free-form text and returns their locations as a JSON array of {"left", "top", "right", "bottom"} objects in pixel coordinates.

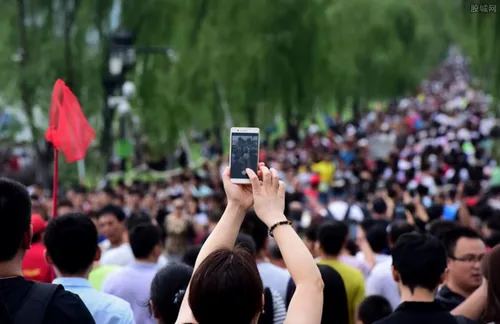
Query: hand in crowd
[
  {"left": 403, "top": 191, "right": 412, "bottom": 205},
  {"left": 246, "top": 166, "right": 287, "bottom": 227},
  {"left": 221, "top": 162, "right": 265, "bottom": 210},
  {"left": 356, "top": 225, "right": 367, "bottom": 246}
]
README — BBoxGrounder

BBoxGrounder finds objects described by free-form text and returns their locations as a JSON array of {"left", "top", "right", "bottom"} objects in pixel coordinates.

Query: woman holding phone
[{"left": 175, "top": 164, "right": 324, "bottom": 324}]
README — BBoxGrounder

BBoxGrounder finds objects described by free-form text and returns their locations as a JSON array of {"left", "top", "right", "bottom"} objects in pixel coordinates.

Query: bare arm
[
  {"left": 457, "top": 201, "right": 471, "bottom": 227},
  {"left": 175, "top": 203, "right": 246, "bottom": 324},
  {"left": 175, "top": 166, "right": 256, "bottom": 324},
  {"left": 414, "top": 197, "right": 429, "bottom": 223},
  {"left": 455, "top": 182, "right": 471, "bottom": 227},
  {"left": 192, "top": 203, "right": 246, "bottom": 268},
  {"left": 248, "top": 167, "right": 324, "bottom": 324},
  {"left": 275, "top": 224, "right": 324, "bottom": 324},
  {"left": 357, "top": 226, "right": 376, "bottom": 270}
]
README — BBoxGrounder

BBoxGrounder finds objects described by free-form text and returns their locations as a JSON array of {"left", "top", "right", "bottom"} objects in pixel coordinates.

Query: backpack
[
  {"left": 258, "top": 288, "right": 275, "bottom": 324},
  {"left": 343, "top": 204, "right": 352, "bottom": 221},
  {"left": 1, "top": 283, "right": 58, "bottom": 324},
  {"left": 324, "top": 203, "right": 351, "bottom": 221}
]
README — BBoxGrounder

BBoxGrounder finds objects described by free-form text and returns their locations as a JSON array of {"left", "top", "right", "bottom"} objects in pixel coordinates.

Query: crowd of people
[{"left": 1, "top": 48, "right": 500, "bottom": 324}]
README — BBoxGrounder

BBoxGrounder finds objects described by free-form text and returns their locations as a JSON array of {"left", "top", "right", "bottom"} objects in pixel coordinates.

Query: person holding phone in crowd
[{"left": 175, "top": 164, "right": 324, "bottom": 324}]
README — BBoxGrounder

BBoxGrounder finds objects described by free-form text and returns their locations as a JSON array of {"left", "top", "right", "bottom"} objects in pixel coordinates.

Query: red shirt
[{"left": 22, "top": 242, "right": 55, "bottom": 283}]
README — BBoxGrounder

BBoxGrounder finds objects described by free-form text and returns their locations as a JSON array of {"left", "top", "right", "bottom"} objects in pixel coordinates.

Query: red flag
[
  {"left": 46, "top": 79, "right": 95, "bottom": 218},
  {"left": 45, "top": 79, "right": 95, "bottom": 163}
]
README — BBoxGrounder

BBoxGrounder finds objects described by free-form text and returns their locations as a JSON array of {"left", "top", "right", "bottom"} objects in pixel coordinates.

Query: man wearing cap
[{"left": 22, "top": 214, "right": 55, "bottom": 283}]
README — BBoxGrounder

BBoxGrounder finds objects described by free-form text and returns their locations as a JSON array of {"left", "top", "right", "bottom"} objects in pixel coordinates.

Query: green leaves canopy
[
  {"left": 122, "top": 0, "right": 460, "bottom": 145},
  {"left": 0, "top": 0, "right": 494, "bottom": 165}
]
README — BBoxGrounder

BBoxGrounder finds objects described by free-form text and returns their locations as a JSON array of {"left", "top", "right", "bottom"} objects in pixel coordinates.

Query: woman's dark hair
[
  {"left": 358, "top": 295, "right": 392, "bottom": 324},
  {"left": 150, "top": 263, "right": 193, "bottom": 324},
  {"left": 188, "top": 248, "right": 263, "bottom": 323},
  {"left": 483, "top": 245, "right": 500, "bottom": 323},
  {"left": 286, "top": 265, "right": 349, "bottom": 324},
  {"left": 182, "top": 245, "right": 202, "bottom": 267}
]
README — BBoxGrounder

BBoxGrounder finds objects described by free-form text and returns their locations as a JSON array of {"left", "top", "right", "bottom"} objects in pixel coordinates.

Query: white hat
[
  {"left": 398, "top": 160, "right": 412, "bottom": 171},
  {"left": 457, "top": 128, "right": 471, "bottom": 141},
  {"left": 358, "top": 138, "right": 369, "bottom": 147}
]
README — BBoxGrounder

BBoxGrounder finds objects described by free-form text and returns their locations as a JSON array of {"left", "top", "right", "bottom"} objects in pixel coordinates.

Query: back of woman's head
[
  {"left": 150, "top": 263, "right": 193, "bottom": 324},
  {"left": 483, "top": 244, "right": 500, "bottom": 323},
  {"left": 189, "top": 248, "right": 263, "bottom": 324}
]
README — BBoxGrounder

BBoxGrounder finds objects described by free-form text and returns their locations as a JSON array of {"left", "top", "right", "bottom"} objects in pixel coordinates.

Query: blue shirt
[
  {"left": 53, "top": 277, "right": 135, "bottom": 324},
  {"left": 101, "top": 262, "right": 158, "bottom": 324}
]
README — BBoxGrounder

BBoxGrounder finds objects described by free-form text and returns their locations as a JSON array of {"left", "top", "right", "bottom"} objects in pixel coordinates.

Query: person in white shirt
[
  {"left": 327, "top": 199, "right": 365, "bottom": 223},
  {"left": 366, "top": 220, "right": 416, "bottom": 310},
  {"left": 98, "top": 205, "right": 134, "bottom": 266},
  {"left": 102, "top": 223, "right": 163, "bottom": 324},
  {"left": 355, "top": 224, "right": 392, "bottom": 265},
  {"left": 323, "top": 180, "right": 365, "bottom": 222}
]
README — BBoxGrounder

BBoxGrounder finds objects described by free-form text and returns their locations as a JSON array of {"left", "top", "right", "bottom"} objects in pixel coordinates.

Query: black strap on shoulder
[
  {"left": 12, "top": 283, "right": 59, "bottom": 324},
  {"left": 258, "top": 288, "right": 274, "bottom": 324},
  {"left": 344, "top": 203, "right": 352, "bottom": 221},
  {"left": 454, "top": 315, "right": 468, "bottom": 324},
  {"left": 0, "top": 300, "right": 13, "bottom": 324}
]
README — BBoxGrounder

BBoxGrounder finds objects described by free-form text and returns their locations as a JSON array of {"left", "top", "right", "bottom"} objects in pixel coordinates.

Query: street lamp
[
  {"left": 107, "top": 30, "right": 136, "bottom": 81},
  {"left": 108, "top": 53, "right": 123, "bottom": 76},
  {"left": 122, "top": 81, "right": 136, "bottom": 98},
  {"left": 102, "top": 28, "right": 176, "bottom": 172},
  {"left": 102, "top": 30, "right": 136, "bottom": 172}
]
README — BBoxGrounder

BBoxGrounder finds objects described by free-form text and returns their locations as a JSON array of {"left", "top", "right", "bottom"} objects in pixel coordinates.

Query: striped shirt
[{"left": 270, "top": 288, "right": 287, "bottom": 324}]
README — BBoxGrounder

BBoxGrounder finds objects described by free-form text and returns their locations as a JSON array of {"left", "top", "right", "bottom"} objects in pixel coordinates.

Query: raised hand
[
  {"left": 246, "top": 166, "right": 287, "bottom": 227},
  {"left": 222, "top": 162, "right": 265, "bottom": 210}
]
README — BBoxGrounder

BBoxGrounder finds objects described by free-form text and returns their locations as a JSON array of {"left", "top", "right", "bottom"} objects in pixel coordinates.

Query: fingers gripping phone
[{"left": 229, "top": 127, "right": 260, "bottom": 184}]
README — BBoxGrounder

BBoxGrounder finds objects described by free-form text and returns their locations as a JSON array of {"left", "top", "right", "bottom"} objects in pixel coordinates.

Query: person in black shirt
[
  {"left": 374, "top": 232, "right": 475, "bottom": 324},
  {"left": 0, "top": 178, "right": 94, "bottom": 324},
  {"left": 437, "top": 227, "right": 486, "bottom": 311},
  {"left": 287, "top": 265, "right": 349, "bottom": 324}
]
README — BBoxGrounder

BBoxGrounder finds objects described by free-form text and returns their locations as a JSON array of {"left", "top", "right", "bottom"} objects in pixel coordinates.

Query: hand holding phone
[{"left": 221, "top": 161, "right": 265, "bottom": 210}]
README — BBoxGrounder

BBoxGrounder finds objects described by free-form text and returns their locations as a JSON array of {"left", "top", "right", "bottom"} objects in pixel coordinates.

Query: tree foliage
[
  {"left": 457, "top": 0, "right": 500, "bottom": 107},
  {"left": 120, "top": 0, "right": 462, "bottom": 146},
  {"left": 0, "top": 0, "right": 494, "bottom": 175}
]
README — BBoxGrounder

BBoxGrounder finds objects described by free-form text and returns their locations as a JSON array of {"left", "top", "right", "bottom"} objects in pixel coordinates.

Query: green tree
[
  {"left": 0, "top": 0, "right": 476, "bottom": 179},
  {"left": 0, "top": 0, "right": 113, "bottom": 185}
]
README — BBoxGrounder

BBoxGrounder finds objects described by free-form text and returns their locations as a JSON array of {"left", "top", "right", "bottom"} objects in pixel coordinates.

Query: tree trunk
[
  {"left": 101, "top": 87, "right": 116, "bottom": 173},
  {"left": 246, "top": 104, "right": 257, "bottom": 127},
  {"left": 283, "top": 98, "right": 293, "bottom": 129},
  {"left": 352, "top": 96, "right": 361, "bottom": 123},
  {"left": 17, "top": 0, "right": 52, "bottom": 188},
  {"left": 63, "top": 0, "right": 80, "bottom": 90},
  {"left": 191, "top": 0, "right": 210, "bottom": 46},
  {"left": 211, "top": 82, "right": 223, "bottom": 154}
]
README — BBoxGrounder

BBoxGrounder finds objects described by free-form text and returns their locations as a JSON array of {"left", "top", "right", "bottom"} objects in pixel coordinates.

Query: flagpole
[
  {"left": 77, "top": 159, "right": 86, "bottom": 184},
  {"left": 52, "top": 148, "right": 59, "bottom": 218}
]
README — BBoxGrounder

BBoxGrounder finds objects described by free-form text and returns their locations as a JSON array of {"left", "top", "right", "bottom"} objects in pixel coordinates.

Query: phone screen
[{"left": 230, "top": 132, "right": 259, "bottom": 180}]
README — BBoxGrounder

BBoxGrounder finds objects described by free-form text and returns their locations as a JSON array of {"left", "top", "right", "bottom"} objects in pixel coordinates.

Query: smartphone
[{"left": 229, "top": 127, "right": 260, "bottom": 184}]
